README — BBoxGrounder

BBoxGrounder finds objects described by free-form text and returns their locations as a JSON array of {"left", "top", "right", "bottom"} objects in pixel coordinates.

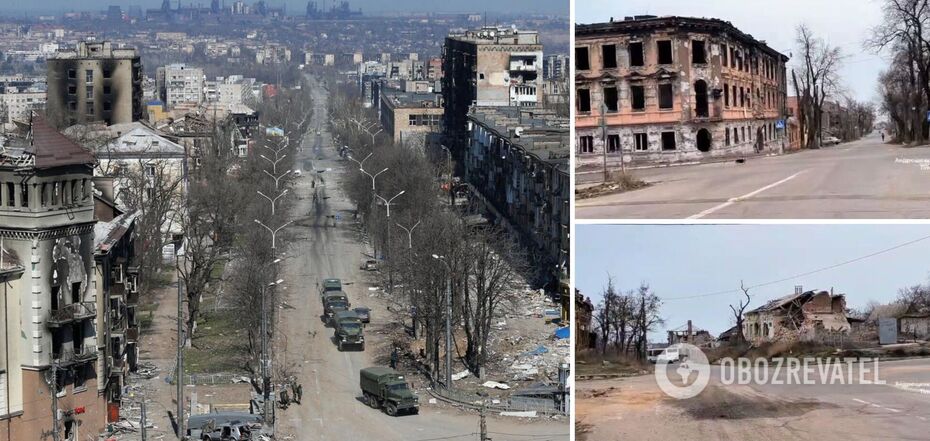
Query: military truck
[
  {"left": 333, "top": 310, "right": 365, "bottom": 351},
  {"left": 322, "top": 291, "right": 350, "bottom": 323},
  {"left": 320, "top": 278, "right": 342, "bottom": 299},
  {"left": 359, "top": 367, "right": 419, "bottom": 416}
]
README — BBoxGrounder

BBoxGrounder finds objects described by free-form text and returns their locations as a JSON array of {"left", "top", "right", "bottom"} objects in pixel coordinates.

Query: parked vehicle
[
  {"left": 320, "top": 278, "right": 342, "bottom": 299},
  {"left": 823, "top": 136, "right": 841, "bottom": 146},
  {"left": 359, "top": 367, "right": 419, "bottom": 416},
  {"left": 647, "top": 345, "right": 681, "bottom": 364},
  {"left": 187, "top": 413, "right": 262, "bottom": 440},
  {"left": 354, "top": 306, "right": 371, "bottom": 323},
  {"left": 360, "top": 259, "right": 378, "bottom": 271},
  {"left": 334, "top": 310, "right": 365, "bottom": 350}
]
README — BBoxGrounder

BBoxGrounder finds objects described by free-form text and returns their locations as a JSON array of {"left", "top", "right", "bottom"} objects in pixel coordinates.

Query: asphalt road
[
  {"left": 274, "top": 75, "right": 568, "bottom": 441},
  {"left": 576, "top": 357, "right": 930, "bottom": 441},
  {"left": 576, "top": 133, "right": 930, "bottom": 219}
]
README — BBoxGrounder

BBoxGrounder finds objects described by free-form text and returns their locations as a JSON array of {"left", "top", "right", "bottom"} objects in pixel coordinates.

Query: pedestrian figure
[
  {"left": 390, "top": 347, "right": 399, "bottom": 369},
  {"left": 881, "top": 132, "right": 885, "bottom": 142},
  {"left": 280, "top": 387, "right": 290, "bottom": 409},
  {"left": 294, "top": 383, "right": 303, "bottom": 404}
]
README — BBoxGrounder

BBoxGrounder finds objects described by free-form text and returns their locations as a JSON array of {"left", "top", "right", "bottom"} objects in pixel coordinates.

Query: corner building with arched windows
[{"left": 574, "top": 16, "right": 789, "bottom": 169}]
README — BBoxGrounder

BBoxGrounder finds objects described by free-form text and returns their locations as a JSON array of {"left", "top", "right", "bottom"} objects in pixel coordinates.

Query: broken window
[
  {"left": 661, "top": 131, "right": 677, "bottom": 150},
  {"left": 739, "top": 87, "right": 745, "bottom": 107},
  {"left": 634, "top": 133, "right": 648, "bottom": 151},
  {"left": 628, "top": 42, "right": 644, "bottom": 67},
  {"left": 730, "top": 47, "right": 736, "bottom": 68},
  {"left": 657, "top": 40, "right": 672, "bottom": 64},
  {"left": 691, "top": 40, "right": 706, "bottom": 64},
  {"left": 607, "top": 134, "right": 620, "bottom": 153},
  {"left": 696, "top": 128, "right": 712, "bottom": 152},
  {"left": 723, "top": 83, "right": 729, "bottom": 107},
  {"left": 658, "top": 83, "right": 673, "bottom": 109},
  {"left": 71, "top": 282, "right": 81, "bottom": 303},
  {"left": 603, "top": 86, "right": 618, "bottom": 112},
  {"left": 630, "top": 85, "right": 645, "bottom": 111},
  {"left": 578, "top": 135, "right": 594, "bottom": 153},
  {"left": 577, "top": 88, "right": 591, "bottom": 112},
  {"left": 721, "top": 44, "right": 728, "bottom": 66},
  {"left": 68, "top": 69, "right": 76, "bottom": 79},
  {"left": 725, "top": 128, "right": 731, "bottom": 146},
  {"left": 602, "top": 44, "right": 617, "bottom": 69},
  {"left": 734, "top": 127, "right": 739, "bottom": 143},
  {"left": 575, "top": 47, "right": 590, "bottom": 70},
  {"left": 694, "top": 80, "right": 708, "bottom": 118}
]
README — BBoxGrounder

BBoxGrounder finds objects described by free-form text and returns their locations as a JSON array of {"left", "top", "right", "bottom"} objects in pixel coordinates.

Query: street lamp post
[
  {"left": 394, "top": 220, "right": 421, "bottom": 249},
  {"left": 263, "top": 170, "right": 292, "bottom": 191},
  {"left": 374, "top": 190, "right": 405, "bottom": 218},
  {"left": 431, "top": 254, "right": 453, "bottom": 388},
  {"left": 257, "top": 189, "right": 289, "bottom": 216},
  {"left": 254, "top": 219, "right": 293, "bottom": 252},
  {"left": 259, "top": 153, "right": 288, "bottom": 176},
  {"left": 361, "top": 167, "right": 389, "bottom": 192},
  {"left": 261, "top": 276, "right": 284, "bottom": 426}
]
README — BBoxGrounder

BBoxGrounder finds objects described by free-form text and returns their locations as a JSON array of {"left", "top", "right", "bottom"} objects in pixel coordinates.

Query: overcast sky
[
  {"left": 4, "top": 0, "right": 567, "bottom": 15},
  {"left": 575, "top": 224, "right": 930, "bottom": 341},
  {"left": 576, "top": 0, "right": 887, "bottom": 103}
]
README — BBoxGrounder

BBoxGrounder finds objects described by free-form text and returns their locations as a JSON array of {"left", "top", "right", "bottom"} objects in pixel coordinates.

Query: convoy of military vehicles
[{"left": 321, "top": 277, "right": 420, "bottom": 416}]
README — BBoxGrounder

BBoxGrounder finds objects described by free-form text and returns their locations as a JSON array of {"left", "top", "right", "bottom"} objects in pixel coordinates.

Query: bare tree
[
  {"left": 793, "top": 24, "right": 844, "bottom": 148},
  {"left": 729, "top": 281, "right": 752, "bottom": 344}
]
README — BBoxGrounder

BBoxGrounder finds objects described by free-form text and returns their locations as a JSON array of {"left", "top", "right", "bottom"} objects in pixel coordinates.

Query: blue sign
[
  {"left": 775, "top": 120, "right": 786, "bottom": 130},
  {"left": 926, "top": 111, "right": 930, "bottom": 123}
]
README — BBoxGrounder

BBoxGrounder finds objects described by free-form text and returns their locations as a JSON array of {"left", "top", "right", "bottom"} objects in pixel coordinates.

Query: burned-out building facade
[
  {"left": 574, "top": 16, "right": 789, "bottom": 168},
  {"left": 743, "top": 287, "right": 851, "bottom": 344}
]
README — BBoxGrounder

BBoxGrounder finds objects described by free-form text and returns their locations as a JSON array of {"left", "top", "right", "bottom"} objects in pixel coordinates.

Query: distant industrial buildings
[{"left": 46, "top": 42, "right": 143, "bottom": 126}]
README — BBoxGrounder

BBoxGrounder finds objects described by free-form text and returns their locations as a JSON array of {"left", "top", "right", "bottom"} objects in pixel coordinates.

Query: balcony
[
  {"left": 53, "top": 346, "right": 97, "bottom": 366},
  {"left": 48, "top": 302, "right": 97, "bottom": 327},
  {"left": 126, "top": 290, "right": 139, "bottom": 307},
  {"left": 126, "top": 326, "right": 139, "bottom": 343}
]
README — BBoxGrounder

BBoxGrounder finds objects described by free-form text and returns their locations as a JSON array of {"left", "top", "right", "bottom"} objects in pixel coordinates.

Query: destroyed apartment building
[
  {"left": 743, "top": 286, "right": 851, "bottom": 344},
  {"left": 575, "top": 15, "right": 789, "bottom": 168}
]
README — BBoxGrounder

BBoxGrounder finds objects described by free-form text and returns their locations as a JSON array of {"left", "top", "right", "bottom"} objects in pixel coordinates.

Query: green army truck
[
  {"left": 320, "top": 278, "right": 342, "bottom": 299},
  {"left": 322, "top": 291, "right": 350, "bottom": 323},
  {"left": 359, "top": 367, "right": 419, "bottom": 416},
  {"left": 333, "top": 310, "right": 365, "bottom": 351}
]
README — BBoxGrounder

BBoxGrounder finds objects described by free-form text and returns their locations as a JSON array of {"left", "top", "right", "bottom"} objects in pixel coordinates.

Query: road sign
[
  {"left": 879, "top": 318, "right": 897, "bottom": 345},
  {"left": 775, "top": 120, "right": 786, "bottom": 130}
]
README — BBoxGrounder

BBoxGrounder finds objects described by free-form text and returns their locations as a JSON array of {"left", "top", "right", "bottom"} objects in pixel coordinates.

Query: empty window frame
[
  {"left": 575, "top": 47, "right": 590, "bottom": 70},
  {"left": 606, "top": 134, "right": 621, "bottom": 153},
  {"left": 658, "top": 83, "right": 673, "bottom": 109},
  {"left": 634, "top": 133, "right": 648, "bottom": 151},
  {"left": 577, "top": 88, "right": 591, "bottom": 112},
  {"left": 602, "top": 44, "right": 617, "bottom": 69},
  {"left": 657, "top": 40, "right": 673, "bottom": 64},
  {"left": 603, "top": 86, "right": 618, "bottom": 112},
  {"left": 724, "top": 83, "right": 729, "bottom": 107},
  {"left": 721, "top": 44, "right": 728, "bottom": 66},
  {"left": 661, "top": 131, "right": 677, "bottom": 150},
  {"left": 579, "top": 135, "right": 594, "bottom": 154},
  {"left": 692, "top": 40, "right": 706, "bottom": 64},
  {"left": 629, "top": 42, "right": 644, "bottom": 67},
  {"left": 630, "top": 85, "right": 645, "bottom": 111}
]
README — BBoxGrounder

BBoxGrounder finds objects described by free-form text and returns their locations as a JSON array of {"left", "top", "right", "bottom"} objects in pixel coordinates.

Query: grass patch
[
  {"left": 575, "top": 350, "right": 648, "bottom": 377},
  {"left": 575, "top": 172, "right": 649, "bottom": 200},
  {"left": 184, "top": 304, "right": 250, "bottom": 374}
]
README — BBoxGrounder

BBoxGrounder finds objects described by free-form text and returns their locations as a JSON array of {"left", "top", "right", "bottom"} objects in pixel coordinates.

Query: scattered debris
[{"left": 482, "top": 381, "right": 511, "bottom": 390}]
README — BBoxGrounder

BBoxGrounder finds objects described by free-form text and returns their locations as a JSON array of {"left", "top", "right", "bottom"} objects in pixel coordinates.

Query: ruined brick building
[
  {"left": 743, "top": 287, "right": 851, "bottom": 344},
  {"left": 574, "top": 16, "right": 789, "bottom": 168}
]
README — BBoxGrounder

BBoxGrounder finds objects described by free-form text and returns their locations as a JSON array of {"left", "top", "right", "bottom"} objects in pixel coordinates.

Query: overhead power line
[{"left": 662, "top": 233, "right": 930, "bottom": 301}]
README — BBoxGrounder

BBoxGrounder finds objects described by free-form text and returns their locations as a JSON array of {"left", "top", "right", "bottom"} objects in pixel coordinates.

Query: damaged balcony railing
[
  {"left": 48, "top": 301, "right": 97, "bottom": 326},
  {"left": 53, "top": 346, "right": 97, "bottom": 366}
]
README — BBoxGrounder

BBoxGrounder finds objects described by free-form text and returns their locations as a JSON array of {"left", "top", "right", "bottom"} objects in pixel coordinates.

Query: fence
[
  {"left": 429, "top": 386, "right": 566, "bottom": 416},
  {"left": 166, "top": 369, "right": 251, "bottom": 386}
]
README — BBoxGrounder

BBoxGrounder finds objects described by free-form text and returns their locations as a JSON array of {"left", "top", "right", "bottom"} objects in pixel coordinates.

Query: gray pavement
[
  {"left": 274, "top": 75, "right": 568, "bottom": 441},
  {"left": 576, "top": 133, "right": 930, "bottom": 219},
  {"left": 577, "top": 357, "right": 930, "bottom": 441}
]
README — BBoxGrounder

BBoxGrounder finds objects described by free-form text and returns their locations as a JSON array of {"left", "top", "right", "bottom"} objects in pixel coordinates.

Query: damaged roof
[
  {"left": 94, "top": 211, "right": 138, "bottom": 254},
  {"left": 26, "top": 113, "right": 96, "bottom": 169},
  {"left": 745, "top": 289, "right": 842, "bottom": 315}
]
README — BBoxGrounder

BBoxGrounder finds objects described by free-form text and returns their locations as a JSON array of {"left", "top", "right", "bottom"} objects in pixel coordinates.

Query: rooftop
[
  {"left": 49, "top": 41, "right": 138, "bottom": 60},
  {"left": 468, "top": 106, "right": 568, "bottom": 170},
  {"left": 381, "top": 87, "right": 441, "bottom": 109},
  {"left": 576, "top": 16, "right": 789, "bottom": 61},
  {"left": 448, "top": 26, "right": 540, "bottom": 46},
  {"left": 0, "top": 113, "right": 96, "bottom": 170}
]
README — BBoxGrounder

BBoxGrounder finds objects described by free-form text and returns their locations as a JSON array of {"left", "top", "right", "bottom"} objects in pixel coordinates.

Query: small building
[
  {"left": 378, "top": 87, "right": 443, "bottom": 146},
  {"left": 743, "top": 286, "right": 850, "bottom": 344},
  {"left": 899, "top": 313, "right": 930, "bottom": 340},
  {"left": 574, "top": 289, "right": 596, "bottom": 350}
]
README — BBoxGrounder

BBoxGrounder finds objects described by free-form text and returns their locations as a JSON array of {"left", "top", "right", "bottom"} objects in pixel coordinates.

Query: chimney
[
  {"left": 795, "top": 285, "right": 803, "bottom": 295},
  {"left": 687, "top": 320, "right": 692, "bottom": 343}
]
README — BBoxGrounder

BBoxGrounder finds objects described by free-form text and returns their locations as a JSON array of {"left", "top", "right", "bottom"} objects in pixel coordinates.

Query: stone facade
[
  {"left": 743, "top": 289, "right": 850, "bottom": 344},
  {"left": 575, "top": 16, "right": 789, "bottom": 169}
]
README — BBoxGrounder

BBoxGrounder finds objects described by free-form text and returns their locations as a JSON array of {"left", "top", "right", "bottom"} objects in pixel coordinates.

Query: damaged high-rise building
[{"left": 574, "top": 16, "right": 789, "bottom": 168}]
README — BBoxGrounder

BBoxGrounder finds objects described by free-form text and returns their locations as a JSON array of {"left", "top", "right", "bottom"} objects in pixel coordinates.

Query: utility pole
[
  {"left": 141, "top": 397, "right": 148, "bottom": 441},
  {"left": 176, "top": 262, "right": 184, "bottom": 440},
  {"left": 480, "top": 406, "right": 489, "bottom": 441}
]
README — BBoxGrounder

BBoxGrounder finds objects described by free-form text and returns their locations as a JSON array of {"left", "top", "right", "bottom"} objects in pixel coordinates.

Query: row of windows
[
  {"left": 576, "top": 39, "right": 781, "bottom": 82},
  {"left": 408, "top": 114, "right": 441, "bottom": 126},
  {"left": 67, "top": 84, "right": 112, "bottom": 96},
  {"left": 67, "top": 101, "right": 112, "bottom": 115},
  {"left": 722, "top": 83, "right": 780, "bottom": 110},
  {"left": 0, "top": 179, "right": 89, "bottom": 209},
  {"left": 578, "top": 123, "right": 781, "bottom": 154},
  {"left": 577, "top": 82, "right": 675, "bottom": 113}
]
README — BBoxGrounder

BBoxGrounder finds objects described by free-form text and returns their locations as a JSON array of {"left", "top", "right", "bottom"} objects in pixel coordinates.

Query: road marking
[
  {"left": 688, "top": 171, "right": 806, "bottom": 219},
  {"left": 852, "top": 398, "right": 901, "bottom": 413}
]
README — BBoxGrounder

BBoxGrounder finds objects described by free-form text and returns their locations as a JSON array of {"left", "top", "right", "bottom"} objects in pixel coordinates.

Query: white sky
[{"left": 576, "top": 0, "right": 888, "bottom": 103}]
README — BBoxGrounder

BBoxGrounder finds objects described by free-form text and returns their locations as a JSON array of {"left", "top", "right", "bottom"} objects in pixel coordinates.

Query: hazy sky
[
  {"left": 2, "top": 0, "right": 568, "bottom": 15},
  {"left": 575, "top": 224, "right": 930, "bottom": 340},
  {"left": 576, "top": 0, "right": 887, "bottom": 103}
]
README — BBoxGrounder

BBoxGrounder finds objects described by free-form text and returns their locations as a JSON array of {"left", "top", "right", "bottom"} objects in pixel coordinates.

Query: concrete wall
[{"left": 47, "top": 57, "right": 140, "bottom": 126}]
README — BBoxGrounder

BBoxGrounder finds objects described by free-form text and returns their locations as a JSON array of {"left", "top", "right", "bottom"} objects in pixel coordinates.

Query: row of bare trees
[
  {"left": 329, "top": 82, "right": 529, "bottom": 381},
  {"left": 870, "top": 0, "right": 930, "bottom": 143},
  {"left": 591, "top": 278, "right": 663, "bottom": 360}
]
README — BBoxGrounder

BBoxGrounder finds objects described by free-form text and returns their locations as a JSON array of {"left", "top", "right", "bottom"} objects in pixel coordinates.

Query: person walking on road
[
  {"left": 390, "top": 347, "right": 399, "bottom": 369},
  {"left": 294, "top": 382, "right": 303, "bottom": 404}
]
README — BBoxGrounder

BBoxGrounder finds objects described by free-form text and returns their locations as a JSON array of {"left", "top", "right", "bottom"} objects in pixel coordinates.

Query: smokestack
[{"left": 687, "top": 320, "right": 692, "bottom": 343}]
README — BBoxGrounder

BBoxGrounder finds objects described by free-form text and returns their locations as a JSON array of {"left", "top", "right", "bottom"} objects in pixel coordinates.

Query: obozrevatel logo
[{"left": 653, "top": 343, "right": 710, "bottom": 399}]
